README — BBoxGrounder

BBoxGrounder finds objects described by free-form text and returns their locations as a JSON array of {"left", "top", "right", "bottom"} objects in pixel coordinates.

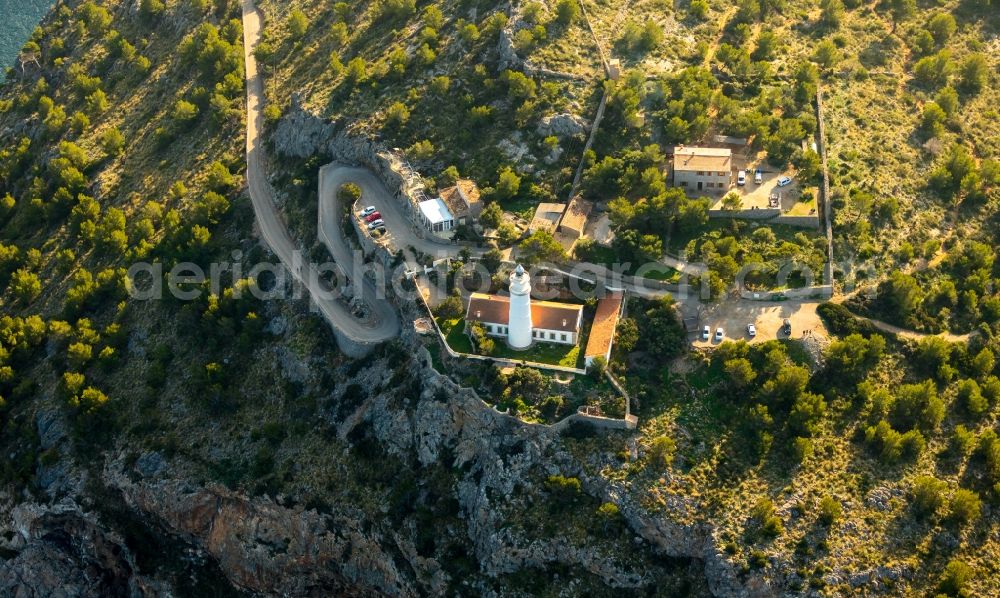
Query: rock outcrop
[
  {"left": 1, "top": 500, "right": 153, "bottom": 597},
  {"left": 538, "top": 112, "right": 590, "bottom": 138},
  {"left": 105, "top": 459, "right": 415, "bottom": 597}
]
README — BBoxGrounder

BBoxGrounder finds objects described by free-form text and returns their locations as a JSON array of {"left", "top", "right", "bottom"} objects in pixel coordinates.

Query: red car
[{"left": 364, "top": 212, "right": 382, "bottom": 223}]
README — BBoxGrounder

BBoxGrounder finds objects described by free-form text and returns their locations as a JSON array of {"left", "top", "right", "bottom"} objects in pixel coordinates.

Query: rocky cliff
[
  {"left": 1, "top": 309, "right": 741, "bottom": 595},
  {"left": 0, "top": 103, "right": 752, "bottom": 598}
]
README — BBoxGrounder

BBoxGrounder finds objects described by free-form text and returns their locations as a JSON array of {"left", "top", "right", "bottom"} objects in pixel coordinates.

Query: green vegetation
[{"left": 1, "top": 0, "right": 999, "bottom": 595}]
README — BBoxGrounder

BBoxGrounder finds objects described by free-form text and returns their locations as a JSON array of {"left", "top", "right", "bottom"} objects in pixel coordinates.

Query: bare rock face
[
  {"left": 538, "top": 113, "right": 590, "bottom": 138},
  {"left": 272, "top": 94, "right": 337, "bottom": 159},
  {"left": 1, "top": 501, "right": 150, "bottom": 597},
  {"left": 105, "top": 460, "right": 414, "bottom": 597}
]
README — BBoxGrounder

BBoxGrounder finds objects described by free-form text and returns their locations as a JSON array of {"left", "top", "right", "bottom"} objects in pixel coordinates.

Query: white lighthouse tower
[{"left": 507, "top": 264, "right": 533, "bottom": 349}]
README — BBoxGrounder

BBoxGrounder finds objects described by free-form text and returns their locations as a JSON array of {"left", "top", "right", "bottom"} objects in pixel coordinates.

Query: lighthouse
[{"left": 507, "top": 264, "right": 533, "bottom": 349}]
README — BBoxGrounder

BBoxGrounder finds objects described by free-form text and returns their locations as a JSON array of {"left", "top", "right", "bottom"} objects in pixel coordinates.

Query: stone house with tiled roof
[
  {"left": 438, "top": 179, "right": 482, "bottom": 227},
  {"left": 672, "top": 146, "right": 732, "bottom": 194}
]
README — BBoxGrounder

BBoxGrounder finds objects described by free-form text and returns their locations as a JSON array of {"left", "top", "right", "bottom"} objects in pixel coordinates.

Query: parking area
[
  {"left": 690, "top": 297, "right": 828, "bottom": 349},
  {"left": 707, "top": 163, "right": 806, "bottom": 212}
]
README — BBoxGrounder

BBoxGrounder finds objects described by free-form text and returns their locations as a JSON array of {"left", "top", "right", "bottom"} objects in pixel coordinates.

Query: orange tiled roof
[
  {"left": 456, "top": 179, "right": 481, "bottom": 206},
  {"left": 584, "top": 291, "right": 624, "bottom": 359},
  {"left": 466, "top": 293, "right": 582, "bottom": 333},
  {"left": 440, "top": 179, "right": 482, "bottom": 218}
]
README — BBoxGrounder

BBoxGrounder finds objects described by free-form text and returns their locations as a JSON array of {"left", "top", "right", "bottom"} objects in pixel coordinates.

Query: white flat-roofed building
[{"left": 418, "top": 197, "right": 455, "bottom": 236}]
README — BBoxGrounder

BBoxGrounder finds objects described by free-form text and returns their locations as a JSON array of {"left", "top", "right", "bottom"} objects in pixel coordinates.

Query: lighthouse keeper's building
[{"left": 465, "top": 293, "right": 583, "bottom": 346}]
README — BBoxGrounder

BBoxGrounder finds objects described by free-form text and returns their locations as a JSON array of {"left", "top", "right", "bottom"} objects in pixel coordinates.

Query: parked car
[
  {"left": 754, "top": 168, "right": 763, "bottom": 184},
  {"left": 701, "top": 325, "right": 710, "bottom": 341},
  {"left": 737, "top": 170, "right": 747, "bottom": 186},
  {"left": 782, "top": 319, "right": 792, "bottom": 335},
  {"left": 747, "top": 323, "right": 757, "bottom": 338},
  {"left": 714, "top": 327, "right": 724, "bottom": 342},
  {"left": 777, "top": 176, "right": 792, "bottom": 187},
  {"left": 360, "top": 206, "right": 377, "bottom": 217},
  {"left": 367, "top": 219, "right": 384, "bottom": 230},
  {"left": 364, "top": 212, "right": 382, "bottom": 223}
]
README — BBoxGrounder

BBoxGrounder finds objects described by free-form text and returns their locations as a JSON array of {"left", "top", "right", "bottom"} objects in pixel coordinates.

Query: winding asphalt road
[
  {"left": 318, "top": 164, "right": 464, "bottom": 263},
  {"left": 241, "top": 0, "right": 399, "bottom": 346},
  {"left": 245, "top": 0, "right": 945, "bottom": 352}
]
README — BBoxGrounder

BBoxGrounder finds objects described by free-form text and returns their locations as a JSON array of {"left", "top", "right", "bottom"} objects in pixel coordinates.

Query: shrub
[
  {"left": 100, "top": 127, "right": 125, "bottom": 156},
  {"left": 957, "top": 53, "right": 987, "bottom": 93},
  {"left": 587, "top": 356, "right": 608, "bottom": 381},
  {"left": 429, "top": 75, "right": 450, "bottom": 95},
  {"left": 545, "top": 474, "right": 582, "bottom": 506},
  {"left": 495, "top": 167, "right": 522, "bottom": 201},
  {"left": 751, "top": 498, "right": 783, "bottom": 539},
  {"left": 193, "top": 191, "right": 230, "bottom": 225},
  {"left": 79, "top": 2, "right": 112, "bottom": 34},
  {"left": 648, "top": 435, "right": 676, "bottom": 468},
  {"left": 206, "top": 161, "right": 236, "bottom": 191},
  {"left": 951, "top": 424, "right": 975, "bottom": 456},
  {"left": 380, "top": 0, "right": 416, "bottom": 22},
  {"left": 789, "top": 392, "right": 827, "bottom": 437},
  {"left": 937, "top": 560, "right": 973, "bottom": 596},
  {"left": 792, "top": 437, "right": 813, "bottom": 462},
  {"left": 957, "top": 379, "right": 987, "bottom": 418},
  {"left": 816, "top": 302, "right": 879, "bottom": 336},
  {"left": 72, "top": 387, "right": 109, "bottom": 412},
  {"left": 434, "top": 292, "right": 463, "bottom": 319},
  {"left": 345, "top": 58, "right": 367, "bottom": 85},
  {"left": 982, "top": 376, "right": 1000, "bottom": 405},
  {"left": 458, "top": 21, "right": 480, "bottom": 44},
  {"left": 10, "top": 269, "right": 41, "bottom": 304},
  {"left": 139, "top": 0, "right": 165, "bottom": 22},
  {"left": 947, "top": 488, "right": 981, "bottom": 526},
  {"left": 555, "top": 0, "right": 580, "bottom": 25},
  {"left": 926, "top": 13, "right": 956, "bottom": 44},
  {"left": 288, "top": 9, "right": 308, "bottom": 40},
  {"left": 911, "top": 476, "right": 947, "bottom": 519},
  {"left": 172, "top": 99, "right": 198, "bottom": 123},
  {"left": 86, "top": 89, "right": 109, "bottom": 115},
  {"left": 970, "top": 348, "right": 994, "bottom": 380},
  {"left": 818, "top": 495, "right": 842, "bottom": 526},
  {"left": 913, "top": 49, "right": 953, "bottom": 89},
  {"left": 689, "top": 0, "right": 709, "bottom": 19},
  {"left": 595, "top": 502, "right": 621, "bottom": 533},
  {"left": 67, "top": 342, "right": 93, "bottom": 369},
  {"left": 865, "top": 420, "right": 924, "bottom": 463},
  {"left": 891, "top": 380, "right": 944, "bottom": 431},
  {"left": 539, "top": 395, "right": 563, "bottom": 418},
  {"left": 820, "top": 0, "right": 844, "bottom": 28}
]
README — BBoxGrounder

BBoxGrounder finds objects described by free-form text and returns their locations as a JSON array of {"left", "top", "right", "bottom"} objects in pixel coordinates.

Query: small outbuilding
[
  {"left": 418, "top": 197, "right": 455, "bottom": 236},
  {"left": 584, "top": 291, "right": 625, "bottom": 367}
]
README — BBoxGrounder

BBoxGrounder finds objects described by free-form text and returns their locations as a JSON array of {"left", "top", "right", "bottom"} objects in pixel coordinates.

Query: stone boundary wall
[
  {"left": 708, "top": 208, "right": 781, "bottom": 219},
  {"left": 708, "top": 209, "right": 820, "bottom": 229},
  {"left": 551, "top": 412, "right": 637, "bottom": 432},
  {"left": 774, "top": 215, "right": 821, "bottom": 228},
  {"left": 741, "top": 285, "right": 834, "bottom": 301},
  {"left": 414, "top": 282, "right": 638, "bottom": 431}
]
